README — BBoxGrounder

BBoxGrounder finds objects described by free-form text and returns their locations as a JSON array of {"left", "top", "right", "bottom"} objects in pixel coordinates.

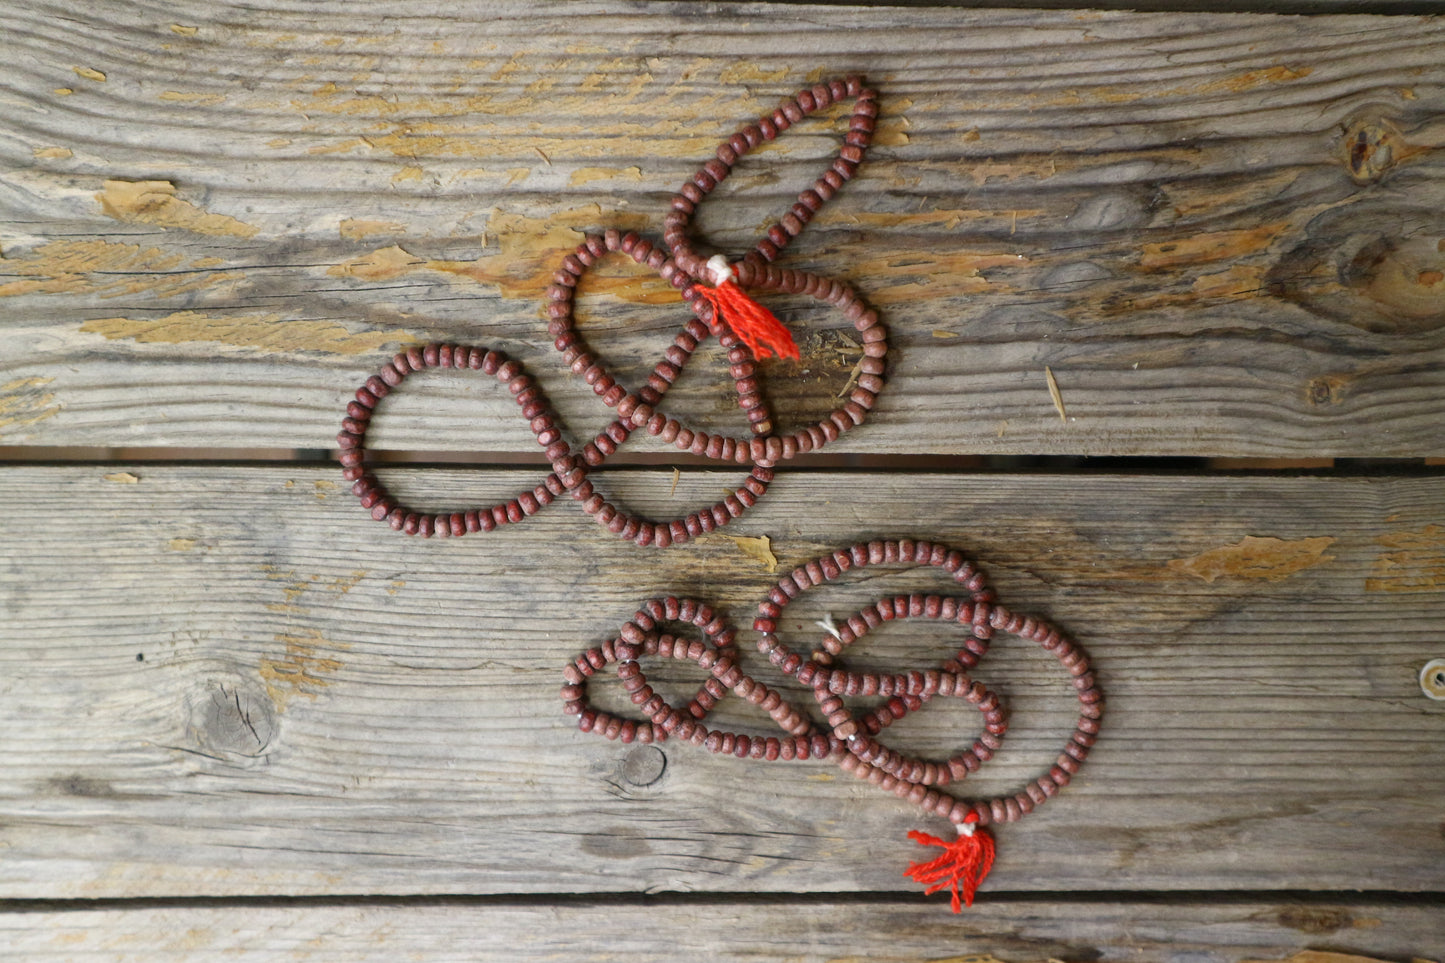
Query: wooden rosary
[
  {"left": 336, "top": 77, "right": 1100, "bottom": 911},
  {"left": 338, "top": 76, "right": 885, "bottom": 545},
  {"left": 563, "top": 539, "right": 1100, "bottom": 911}
]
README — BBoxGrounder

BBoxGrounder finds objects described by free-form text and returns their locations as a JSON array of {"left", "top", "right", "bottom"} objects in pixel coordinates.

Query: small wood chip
[
  {"left": 835, "top": 356, "right": 864, "bottom": 399},
  {"left": 1045, "top": 366, "right": 1067, "bottom": 422},
  {"left": 718, "top": 534, "right": 777, "bottom": 573},
  {"left": 103, "top": 472, "right": 139, "bottom": 484},
  {"left": 669, "top": 467, "right": 680, "bottom": 497}
]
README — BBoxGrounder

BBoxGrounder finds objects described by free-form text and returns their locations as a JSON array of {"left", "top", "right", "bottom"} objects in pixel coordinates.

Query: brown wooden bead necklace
[
  {"left": 339, "top": 76, "right": 885, "bottom": 545},
  {"left": 565, "top": 538, "right": 1102, "bottom": 912},
  {"left": 336, "top": 79, "right": 1101, "bottom": 909}
]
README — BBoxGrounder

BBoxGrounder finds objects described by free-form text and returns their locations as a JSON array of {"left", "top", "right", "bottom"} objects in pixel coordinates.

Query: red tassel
[
  {"left": 693, "top": 256, "right": 800, "bottom": 362},
  {"left": 903, "top": 817, "right": 995, "bottom": 912}
]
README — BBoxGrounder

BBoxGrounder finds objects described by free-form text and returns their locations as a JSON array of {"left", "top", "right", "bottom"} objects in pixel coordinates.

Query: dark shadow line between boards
[
  {"left": 0, "top": 448, "right": 1442, "bottom": 479},
  {"left": 760, "top": 0, "right": 1445, "bottom": 15},
  {"left": 1, "top": 888, "right": 1442, "bottom": 914}
]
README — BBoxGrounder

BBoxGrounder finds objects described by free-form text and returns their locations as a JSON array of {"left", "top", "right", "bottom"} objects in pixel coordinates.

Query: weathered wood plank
[
  {"left": 1, "top": 465, "right": 1441, "bottom": 899},
  {"left": 1, "top": 900, "right": 1440, "bottom": 961},
  {"left": 2, "top": 2, "right": 1444, "bottom": 456}
]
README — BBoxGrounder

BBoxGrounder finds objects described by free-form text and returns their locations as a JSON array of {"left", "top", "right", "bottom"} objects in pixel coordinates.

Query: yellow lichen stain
[
  {"left": 1192, "top": 264, "right": 1267, "bottom": 302},
  {"left": 1365, "top": 525, "right": 1445, "bottom": 593},
  {"left": 828, "top": 956, "right": 1012, "bottom": 963},
  {"left": 313, "top": 479, "right": 338, "bottom": 500},
  {"left": 1201, "top": 65, "right": 1312, "bottom": 96},
  {"left": 426, "top": 203, "right": 651, "bottom": 301},
  {"left": 72, "top": 66, "right": 106, "bottom": 82},
  {"left": 97, "top": 180, "right": 260, "bottom": 238},
  {"left": 873, "top": 116, "right": 910, "bottom": 148},
  {"left": 259, "top": 628, "right": 350, "bottom": 709},
  {"left": 817, "top": 206, "right": 1032, "bottom": 233},
  {"left": 719, "top": 63, "right": 791, "bottom": 84},
  {"left": 80, "top": 311, "right": 418, "bottom": 356},
  {"left": 282, "top": 69, "right": 754, "bottom": 162},
  {"left": 260, "top": 566, "right": 367, "bottom": 616},
  {"left": 1242, "top": 952, "right": 1402, "bottom": 963},
  {"left": 851, "top": 248, "right": 1024, "bottom": 305},
  {"left": 1167, "top": 535, "right": 1336, "bottom": 583},
  {"left": 339, "top": 217, "right": 406, "bottom": 240},
  {"left": 158, "top": 91, "right": 227, "bottom": 106},
  {"left": 329, "top": 245, "right": 424, "bottom": 282},
  {"left": 391, "top": 166, "right": 425, "bottom": 184},
  {"left": 170, "top": 24, "right": 198, "bottom": 35},
  {"left": 32, "top": 146, "right": 73, "bottom": 159},
  {"left": 1141, "top": 223, "right": 1289, "bottom": 269},
  {"left": 167, "top": 538, "right": 197, "bottom": 551},
  {"left": 568, "top": 165, "right": 643, "bottom": 187},
  {"left": 0, "top": 239, "right": 240, "bottom": 300},
  {"left": 323, "top": 229, "right": 682, "bottom": 306},
  {"left": 0, "top": 376, "right": 60, "bottom": 436}
]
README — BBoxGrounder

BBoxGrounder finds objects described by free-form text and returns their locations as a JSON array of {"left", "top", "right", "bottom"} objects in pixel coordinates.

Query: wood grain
[
  {"left": 2, "top": 899, "right": 1441, "bottom": 961},
  {"left": 1, "top": 465, "right": 1441, "bottom": 900},
  {"left": 2, "top": 2, "right": 1444, "bottom": 456}
]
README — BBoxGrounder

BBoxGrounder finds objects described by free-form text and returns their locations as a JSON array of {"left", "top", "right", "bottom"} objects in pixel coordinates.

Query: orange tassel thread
[
  {"left": 903, "top": 816, "right": 996, "bottom": 912},
  {"left": 692, "top": 255, "right": 800, "bottom": 362}
]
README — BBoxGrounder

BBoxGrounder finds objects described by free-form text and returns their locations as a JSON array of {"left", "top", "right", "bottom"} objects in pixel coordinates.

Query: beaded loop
[
  {"left": 546, "top": 229, "right": 888, "bottom": 468},
  {"left": 338, "top": 343, "right": 583, "bottom": 536},
  {"left": 566, "top": 538, "right": 1101, "bottom": 848},
  {"left": 341, "top": 76, "right": 889, "bottom": 543},
  {"left": 752, "top": 538, "right": 1102, "bottom": 829},
  {"left": 663, "top": 75, "right": 879, "bottom": 280},
  {"left": 808, "top": 598, "right": 1010, "bottom": 788},
  {"left": 563, "top": 598, "right": 827, "bottom": 758},
  {"left": 657, "top": 77, "right": 887, "bottom": 454}
]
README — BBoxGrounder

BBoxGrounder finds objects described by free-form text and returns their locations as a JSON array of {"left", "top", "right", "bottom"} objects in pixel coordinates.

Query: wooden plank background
[
  {"left": 1, "top": 469, "right": 1443, "bottom": 926},
  {"left": 3, "top": 1, "right": 1445, "bottom": 457},
  {"left": 2, "top": 0, "right": 1444, "bottom": 960},
  {"left": 3, "top": 901, "right": 1442, "bottom": 962}
]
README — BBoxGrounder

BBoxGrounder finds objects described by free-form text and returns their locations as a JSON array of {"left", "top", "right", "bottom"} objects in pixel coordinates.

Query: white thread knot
[{"left": 705, "top": 254, "right": 733, "bottom": 287}]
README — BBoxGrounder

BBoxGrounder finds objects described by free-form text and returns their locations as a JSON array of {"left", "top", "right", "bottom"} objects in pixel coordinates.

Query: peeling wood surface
[
  {"left": 2, "top": 2, "right": 1445, "bottom": 455},
  {"left": 1, "top": 901, "right": 1440, "bottom": 962},
  {"left": 1, "top": 466, "right": 1442, "bottom": 904}
]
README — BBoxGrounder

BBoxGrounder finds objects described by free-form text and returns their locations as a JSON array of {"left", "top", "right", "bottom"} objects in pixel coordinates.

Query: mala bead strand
[
  {"left": 746, "top": 537, "right": 1099, "bottom": 911},
  {"left": 664, "top": 76, "right": 878, "bottom": 279},
  {"left": 342, "top": 77, "right": 890, "bottom": 540},
  {"left": 563, "top": 537, "right": 1100, "bottom": 914},
  {"left": 547, "top": 229, "right": 888, "bottom": 468},
  {"left": 564, "top": 601, "right": 822, "bottom": 758},
  {"left": 808, "top": 601, "right": 1010, "bottom": 789},
  {"left": 339, "top": 343, "right": 584, "bottom": 536}
]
